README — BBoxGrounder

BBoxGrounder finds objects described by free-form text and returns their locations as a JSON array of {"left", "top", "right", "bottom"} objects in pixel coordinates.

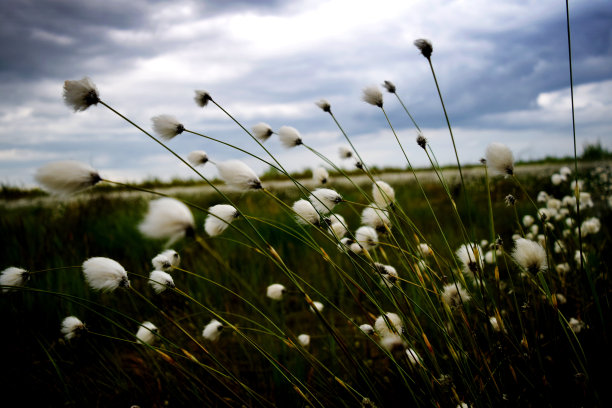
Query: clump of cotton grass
[
  {"left": 512, "top": 238, "right": 548, "bottom": 274},
  {"left": 309, "top": 188, "right": 342, "bottom": 214},
  {"left": 215, "top": 160, "right": 262, "bottom": 191},
  {"left": 278, "top": 126, "right": 303, "bottom": 148},
  {"left": 338, "top": 146, "right": 353, "bottom": 159},
  {"left": 149, "top": 270, "right": 175, "bottom": 294},
  {"left": 151, "top": 114, "right": 184, "bottom": 141},
  {"left": 313, "top": 166, "right": 329, "bottom": 185},
  {"left": 441, "top": 283, "right": 470, "bottom": 307},
  {"left": 580, "top": 217, "right": 601, "bottom": 237},
  {"left": 372, "top": 181, "right": 395, "bottom": 208},
  {"left": 376, "top": 263, "right": 398, "bottom": 287},
  {"left": 35, "top": 161, "right": 102, "bottom": 195},
  {"left": 355, "top": 226, "right": 378, "bottom": 251},
  {"left": 202, "top": 319, "right": 223, "bottom": 342},
  {"left": 309, "top": 301, "right": 324, "bottom": 313},
  {"left": 522, "top": 215, "right": 535, "bottom": 228},
  {"left": 405, "top": 348, "right": 421, "bottom": 365},
  {"left": 327, "top": 213, "right": 347, "bottom": 239},
  {"left": 568, "top": 317, "right": 586, "bottom": 333},
  {"left": 362, "top": 85, "right": 383, "bottom": 108},
  {"left": 0, "top": 267, "right": 29, "bottom": 293},
  {"left": 194, "top": 90, "right": 212, "bottom": 107},
  {"left": 361, "top": 206, "right": 391, "bottom": 234},
  {"left": 414, "top": 38, "right": 433, "bottom": 59},
  {"left": 382, "top": 80, "right": 396, "bottom": 93},
  {"left": 551, "top": 173, "right": 564, "bottom": 185},
  {"left": 187, "top": 150, "right": 209, "bottom": 167},
  {"left": 455, "top": 243, "right": 484, "bottom": 276},
  {"left": 82, "top": 257, "right": 130, "bottom": 291},
  {"left": 418, "top": 243, "right": 433, "bottom": 257},
  {"left": 63, "top": 77, "right": 100, "bottom": 112},
  {"left": 297, "top": 334, "right": 311, "bottom": 347},
  {"left": 380, "top": 334, "right": 406, "bottom": 353},
  {"left": 139, "top": 198, "right": 195, "bottom": 246},
  {"left": 252, "top": 122, "right": 274, "bottom": 141},
  {"left": 374, "top": 313, "right": 403, "bottom": 338},
  {"left": 204, "top": 204, "right": 240, "bottom": 237},
  {"left": 152, "top": 249, "right": 180, "bottom": 271},
  {"left": 136, "top": 321, "right": 158, "bottom": 345},
  {"left": 339, "top": 237, "right": 363, "bottom": 254},
  {"left": 292, "top": 199, "right": 320, "bottom": 226},
  {"left": 61, "top": 316, "right": 86, "bottom": 340},
  {"left": 359, "top": 324, "right": 374, "bottom": 335},
  {"left": 485, "top": 143, "right": 514, "bottom": 176},
  {"left": 266, "top": 283, "right": 286, "bottom": 301},
  {"left": 315, "top": 99, "right": 331, "bottom": 113},
  {"left": 416, "top": 134, "right": 428, "bottom": 150}
]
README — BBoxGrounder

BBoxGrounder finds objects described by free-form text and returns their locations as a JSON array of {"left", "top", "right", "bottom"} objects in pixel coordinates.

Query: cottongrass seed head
[
  {"left": 266, "top": 283, "right": 286, "bottom": 300},
  {"left": 35, "top": 160, "right": 102, "bottom": 195},
  {"left": 512, "top": 238, "right": 548, "bottom": 273},
  {"left": 362, "top": 85, "right": 383, "bottom": 107},
  {"left": 380, "top": 334, "right": 406, "bottom": 353},
  {"left": 149, "top": 270, "right": 175, "bottom": 294},
  {"left": 61, "top": 316, "right": 86, "bottom": 340},
  {"left": 252, "top": 122, "right": 274, "bottom": 141},
  {"left": 382, "top": 80, "right": 396, "bottom": 93},
  {"left": 309, "top": 188, "right": 342, "bottom": 214},
  {"left": 362, "top": 206, "right": 391, "bottom": 234},
  {"left": 356, "top": 226, "right": 378, "bottom": 251},
  {"left": 216, "top": 160, "right": 262, "bottom": 191},
  {"left": 442, "top": 283, "right": 470, "bottom": 307},
  {"left": 309, "top": 301, "right": 324, "bottom": 313},
  {"left": 152, "top": 249, "right": 180, "bottom": 271},
  {"left": 292, "top": 199, "right": 320, "bottom": 225},
  {"left": 313, "top": 166, "right": 329, "bottom": 184},
  {"left": 204, "top": 204, "right": 239, "bottom": 237},
  {"left": 406, "top": 348, "right": 421, "bottom": 365},
  {"left": 328, "top": 213, "right": 347, "bottom": 239},
  {"left": 485, "top": 143, "right": 514, "bottom": 176},
  {"left": 416, "top": 134, "right": 428, "bottom": 149},
  {"left": 455, "top": 243, "right": 484, "bottom": 276},
  {"left": 136, "top": 321, "right": 158, "bottom": 345},
  {"left": 63, "top": 77, "right": 99, "bottom": 111},
  {"left": 359, "top": 324, "right": 375, "bottom": 335},
  {"left": 414, "top": 38, "right": 433, "bottom": 59},
  {"left": 297, "top": 334, "right": 310, "bottom": 347},
  {"left": 82, "top": 257, "right": 130, "bottom": 291},
  {"left": 376, "top": 262, "right": 398, "bottom": 287},
  {"left": 372, "top": 181, "right": 395, "bottom": 208},
  {"left": 151, "top": 114, "right": 184, "bottom": 141},
  {"left": 139, "top": 197, "right": 195, "bottom": 245},
  {"left": 187, "top": 150, "right": 209, "bottom": 166},
  {"left": 278, "top": 125, "right": 303, "bottom": 148},
  {"left": 374, "top": 312, "right": 403, "bottom": 338},
  {"left": 203, "top": 319, "right": 223, "bottom": 342},
  {"left": 338, "top": 146, "right": 353, "bottom": 159},
  {"left": 315, "top": 99, "right": 331, "bottom": 112},
  {"left": 194, "top": 90, "right": 212, "bottom": 107},
  {"left": 0, "top": 267, "right": 29, "bottom": 293}
]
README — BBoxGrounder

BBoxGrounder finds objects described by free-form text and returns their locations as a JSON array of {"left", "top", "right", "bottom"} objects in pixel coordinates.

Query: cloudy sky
[{"left": 1, "top": 0, "right": 611, "bottom": 186}]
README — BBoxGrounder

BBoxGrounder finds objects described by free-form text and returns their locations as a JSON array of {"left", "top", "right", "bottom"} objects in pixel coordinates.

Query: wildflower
[
  {"left": 136, "top": 321, "right": 158, "bottom": 345},
  {"left": 580, "top": 217, "right": 601, "bottom": 237},
  {"left": 362, "top": 85, "right": 383, "bottom": 107},
  {"left": 359, "top": 324, "right": 374, "bottom": 335},
  {"left": 151, "top": 114, "right": 184, "bottom": 141},
  {"left": 309, "top": 188, "right": 342, "bottom": 214},
  {"left": 414, "top": 38, "right": 433, "bottom": 59},
  {"left": 216, "top": 160, "right": 262, "bottom": 190},
  {"left": 551, "top": 173, "right": 564, "bottom": 185},
  {"left": 278, "top": 126, "right": 303, "bottom": 148},
  {"left": 297, "top": 334, "right": 310, "bottom": 347},
  {"left": 338, "top": 146, "right": 353, "bottom": 159},
  {"left": 538, "top": 207, "right": 557, "bottom": 221},
  {"left": 372, "top": 181, "right": 395, "bottom": 208},
  {"left": 485, "top": 143, "right": 514, "bottom": 175},
  {"left": 418, "top": 243, "right": 432, "bottom": 257},
  {"left": 152, "top": 251, "right": 178, "bottom": 271},
  {"left": 204, "top": 204, "right": 239, "bottom": 237},
  {"left": 455, "top": 243, "right": 484, "bottom": 275},
  {"left": 568, "top": 317, "right": 585, "bottom": 333},
  {"left": 266, "top": 284, "right": 286, "bottom": 300},
  {"left": 63, "top": 77, "right": 99, "bottom": 111},
  {"left": 313, "top": 166, "right": 329, "bottom": 185},
  {"left": 315, "top": 99, "right": 331, "bottom": 112},
  {"left": 82, "top": 257, "right": 130, "bottom": 291},
  {"left": 504, "top": 194, "right": 516, "bottom": 206},
  {"left": 0, "top": 267, "right": 29, "bottom": 293},
  {"left": 339, "top": 237, "right": 362, "bottom": 254},
  {"left": 61, "top": 316, "right": 86, "bottom": 340},
  {"left": 149, "top": 270, "right": 175, "bottom": 294},
  {"left": 292, "top": 199, "right": 320, "bottom": 225},
  {"left": 441, "top": 283, "right": 470, "bottom": 307},
  {"left": 376, "top": 263, "right": 398, "bottom": 287},
  {"left": 355, "top": 226, "right": 378, "bottom": 251},
  {"left": 380, "top": 334, "right": 406, "bottom": 352},
  {"left": 187, "top": 150, "right": 209, "bottom": 166},
  {"left": 35, "top": 160, "right": 102, "bottom": 195},
  {"left": 511, "top": 238, "right": 547, "bottom": 273},
  {"left": 194, "top": 90, "right": 212, "bottom": 107},
  {"left": 405, "top": 348, "right": 421, "bottom": 365},
  {"left": 139, "top": 198, "right": 195, "bottom": 245},
  {"left": 309, "top": 301, "right": 324, "bottom": 313},
  {"left": 252, "top": 122, "right": 274, "bottom": 141},
  {"left": 161, "top": 249, "right": 180, "bottom": 267},
  {"left": 202, "top": 319, "right": 223, "bottom": 341},
  {"left": 522, "top": 215, "right": 535, "bottom": 227},
  {"left": 361, "top": 206, "right": 391, "bottom": 233},
  {"left": 416, "top": 134, "right": 427, "bottom": 149},
  {"left": 382, "top": 80, "right": 396, "bottom": 93},
  {"left": 374, "top": 313, "right": 403, "bottom": 338},
  {"left": 328, "top": 213, "right": 347, "bottom": 239}
]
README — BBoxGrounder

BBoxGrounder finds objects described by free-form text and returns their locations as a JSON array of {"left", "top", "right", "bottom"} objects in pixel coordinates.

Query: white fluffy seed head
[
  {"left": 61, "top": 316, "right": 86, "bottom": 340},
  {"left": 152, "top": 254, "right": 172, "bottom": 271},
  {"left": 372, "top": 181, "right": 395, "bottom": 208},
  {"left": 149, "top": 270, "right": 175, "bottom": 293},
  {"left": 338, "top": 146, "right": 353, "bottom": 159},
  {"left": 138, "top": 198, "right": 195, "bottom": 245},
  {"left": 328, "top": 213, "right": 347, "bottom": 239},
  {"left": 511, "top": 238, "right": 548, "bottom": 273},
  {"left": 297, "top": 334, "right": 310, "bottom": 347},
  {"left": 194, "top": 90, "right": 212, "bottom": 107},
  {"left": 151, "top": 114, "right": 184, "bottom": 141},
  {"left": 266, "top": 283, "right": 286, "bottom": 300},
  {"left": 418, "top": 243, "right": 432, "bottom": 257},
  {"left": 136, "top": 321, "right": 158, "bottom": 345},
  {"left": 315, "top": 99, "right": 331, "bottom": 112},
  {"left": 35, "top": 161, "right": 101, "bottom": 195},
  {"left": 559, "top": 166, "right": 572, "bottom": 176},
  {"left": 252, "top": 122, "right": 274, "bottom": 141},
  {"left": 361, "top": 206, "right": 391, "bottom": 233},
  {"left": 205, "top": 204, "right": 239, "bottom": 237},
  {"left": 310, "top": 301, "right": 324, "bottom": 313},
  {"left": 551, "top": 173, "right": 564, "bottom": 185},
  {"left": 216, "top": 160, "right": 262, "bottom": 191},
  {"left": 380, "top": 334, "right": 406, "bottom": 352},
  {"left": 441, "top": 283, "right": 470, "bottom": 307},
  {"left": 313, "top": 166, "right": 329, "bottom": 185},
  {"left": 309, "top": 188, "right": 342, "bottom": 214},
  {"left": 406, "top": 348, "right": 420, "bottom": 365},
  {"left": 455, "top": 243, "right": 484, "bottom": 275},
  {"left": 376, "top": 262, "right": 399, "bottom": 287},
  {"left": 203, "top": 319, "right": 223, "bottom": 341},
  {"left": 355, "top": 226, "right": 378, "bottom": 250},
  {"left": 161, "top": 249, "right": 180, "bottom": 267},
  {"left": 522, "top": 215, "right": 535, "bottom": 227},
  {"left": 278, "top": 126, "right": 303, "bottom": 148},
  {"left": 581, "top": 217, "right": 601, "bottom": 236},
  {"left": 374, "top": 313, "right": 403, "bottom": 338},
  {"left": 485, "top": 143, "right": 514, "bottom": 175},
  {"left": 187, "top": 150, "right": 209, "bottom": 166},
  {"left": 568, "top": 317, "right": 585, "bottom": 333},
  {"left": 362, "top": 85, "right": 383, "bottom": 107},
  {"left": 63, "top": 77, "right": 100, "bottom": 111},
  {"left": 292, "top": 199, "right": 320, "bottom": 225},
  {"left": 359, "top": 324, "right": 374, "bottom": 335},
  {"left": 82, "top": 257, "right": 130, "bottom": 291},
  {"left": 0, "top": 267, "right": 29, "bottom": 292}
]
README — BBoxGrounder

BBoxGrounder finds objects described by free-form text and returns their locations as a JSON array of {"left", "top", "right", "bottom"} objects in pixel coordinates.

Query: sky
[{"left": 1, "top": 0, "right": 611, "bottom": 187}]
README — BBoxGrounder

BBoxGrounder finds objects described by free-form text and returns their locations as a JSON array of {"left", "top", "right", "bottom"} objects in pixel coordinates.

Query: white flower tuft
[
  {"left": 362, "top": 85, "right": 383, "bottom": 107},
  {"left": 149, "top": 270, "right": 175, "bottom": 294},
  {"left": 152, "top": 114, "right": 184, "bottom": 141},
  {"left": 205, "top": 204, "right": 239, "bottom": 237},
  {"left": 441, "top": 283, "right": 470, "bottom": 307},
  {"left": 162, "top": 249, "right": 180, "bottom": 267},
  {"left": 372, "top": 181, "right": 395, "bottom": 208},
  {"left": 139, "top": 198, "right": 195, "bottom": 245},
  {"left": 559, "top": 166, "right": 572, "bottom": 177},
  {"left": 297, "top": 333, "right": 310, "bottom": 347},
  {"left": 522, "top": 215, "right": 535, "bottom": 227},
  {"left": 216, "top": 160, "right": 262, "bottom": 191},
  {"left": 315, "top": 99, "right": 331, "bottom": 112},
  {"left": 313, "top": 166, "right": 329, "bottom": 185},
  {"left": 568, "top": 317, "right": 586, "bottom": 333},
  {"left": 152, "top": 249, "right": 180, "bottom": 271},
  {"left": 292, "top": 199, "right": 320, "bottom": 225},
  {"left": 202, "top": 319, "right": 223, "bottom": 341},
  {"left": 0, "top": 267, "right": 29, "bottom": 293},
  {"left": 63, "top": 77, "right": 99, "bottom": 111},
  {"left": 551, "top": 173, "right": 564, "bottom": 185},
  {"left": 194, "top": 90, "right": 212, "bottom": 107},
  {"left": 511, "top": 238, "right": 547, "bottom": 273},
  {"left": 278, "top": 126, "right": 303, "bottom": 148},
  {"left": 82, "top": 257, "right": 130, "bottom": 291},
  {"left": 359, "top": 324, "right": 374, "bottom": 335},
  {"left": 418, "top": 243, "right": 432, "bottom": 257},
  {"left": 61, "top": 316, "right": 86, "bottom": 340},
  {"left": 328, "top": 213, "right": 347, "bottom": 239},
  {"left": 266, "top": 283, "right": 286, "bottom": 300},
  {"left": 455, "top": 243, "right": 484, "bottom": 276},
  {"left": 376, "top": 262, "right": 398, "bottom": 287},
  {"left": 252, "top": 122, "right": 274, "bottom": 141},
  {"left": 405, "top": 348, "right": 421, "bottom": 365},
  {"left": 355, "top": 226, "right": 378, "bottom": 251},
  {"left": 309, "top": 188, "right": 342, "bottom": 214},
  {"left": 35, "top": 161, "right": 102, "bottom": 195},
  {"left": 136, "top": 321, "right": 158, "bottom": 345},
  {"left": 338, "top": 146, "right": 353, "bottom": 159},
  {"left": 361, "top": 206, "right": 391, "bottom": 233},
  {"left": 581, "top": 217, "right": 601, "bottom": 237},
  {"left": 380, "top": 333, "right": 406, "bottom": 352},
  {"left": 374, "top": 312, "right": 403, "bottom": 338},
  {"left": 187, "top": 150, "right": 209, "bottom": 166},
  {"left": 309, "top": 301, "right": 324, "bottom": 313},
  {"left": 485, "top": 143, "right": 514, "bottom": 175}
]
